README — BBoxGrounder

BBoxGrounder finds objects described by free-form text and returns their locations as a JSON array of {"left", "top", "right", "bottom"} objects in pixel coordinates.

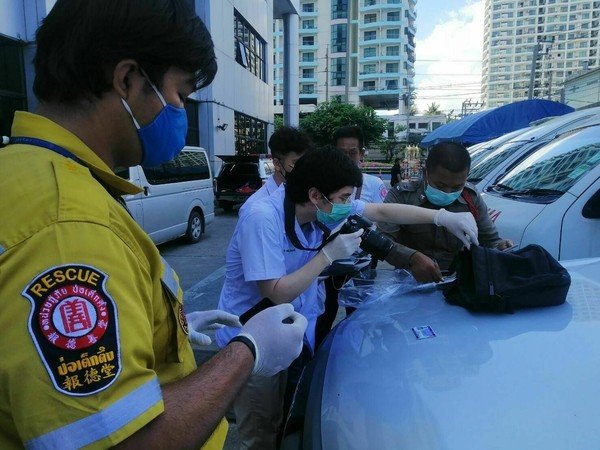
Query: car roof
[{"left": 318, "top": 259, "right": 600, "bottom": 449}]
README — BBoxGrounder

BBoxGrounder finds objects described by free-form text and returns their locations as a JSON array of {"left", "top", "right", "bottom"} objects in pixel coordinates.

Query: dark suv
[{"left": 214, "top": 154, "right": 274, "bottom": 211}]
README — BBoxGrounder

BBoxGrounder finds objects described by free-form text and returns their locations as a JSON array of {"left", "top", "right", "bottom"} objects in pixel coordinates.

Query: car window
[
  {"left": 263, "top": 161, "right": 274, "bottom": 176},
  {"left": 468, "top": 140, "right": 542, "bottom": 182},
  {"left": 143, "top": 151, "right": 210, "bottom": 184},
  {"left": 495, "top": 125, "right": 600, "bottom": 196},
  {"left": 219, "top": 162, "right": 259, "bottom": 177}
]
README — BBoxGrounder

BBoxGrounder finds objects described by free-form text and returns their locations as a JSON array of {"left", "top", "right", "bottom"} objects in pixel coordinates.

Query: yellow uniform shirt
[{"left": 0, "top": 112, "right": 227, "bottom": 449}]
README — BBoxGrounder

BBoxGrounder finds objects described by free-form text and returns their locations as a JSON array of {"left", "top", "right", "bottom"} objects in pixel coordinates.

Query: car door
[
  {"left": 118, "top": 166, "right": 145, "bottom": 228},
  {"left": 560, "top": 177, "right": 600, "bottom": 260}
]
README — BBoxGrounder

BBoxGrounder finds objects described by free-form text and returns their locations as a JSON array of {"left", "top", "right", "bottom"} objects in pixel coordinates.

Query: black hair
[
  {"left": 33, "top": 0, "right": 217, "bottom": 103},
  {"left": 285, "top": 148, "right": 363, "bottom": 203},
  {"left": 425, "top": 142, "right": 471, "bottom": 173},
  {"left": 332, "top": 126, "right": 364, "bottom": 149},
  {"left": 268, "top": 126, "right": 316, "bottom": 158}
]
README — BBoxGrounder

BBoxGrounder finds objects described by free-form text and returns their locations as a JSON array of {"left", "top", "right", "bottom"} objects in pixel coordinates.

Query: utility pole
[
  {"left": 547, "top": 68, "right": 553, "bottom": 100},
  {"left": 529, "top": 36, "right": 554, "bottom": 100},
  {"left": 325, "top": 45, "right": 329, "bottom": 102},
  {"left": 528, "top": 43, "right": 540, "bottom": 100}
]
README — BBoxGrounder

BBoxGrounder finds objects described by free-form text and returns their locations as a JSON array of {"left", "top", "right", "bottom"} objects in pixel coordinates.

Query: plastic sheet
[{"left": 338, "top": 269, "right": 426, "bottom": 308}]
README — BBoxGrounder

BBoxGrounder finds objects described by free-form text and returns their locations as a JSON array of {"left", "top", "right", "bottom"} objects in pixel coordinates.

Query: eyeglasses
[{"left": 323, "top": 193, "right": 353, "bottom": 205}]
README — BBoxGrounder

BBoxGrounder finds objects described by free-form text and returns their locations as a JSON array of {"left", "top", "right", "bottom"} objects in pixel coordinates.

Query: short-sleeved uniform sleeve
[{"left": 0, "top": 159, "right": 199, "bottom": 449}]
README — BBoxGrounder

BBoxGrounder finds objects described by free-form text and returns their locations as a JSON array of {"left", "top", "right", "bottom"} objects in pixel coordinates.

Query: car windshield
[
  {"left": 468, "top": 140, "right": 538, "bottom": 182},
  {"left": 492, "top": 125, "right": 600, "bottom": 199}
]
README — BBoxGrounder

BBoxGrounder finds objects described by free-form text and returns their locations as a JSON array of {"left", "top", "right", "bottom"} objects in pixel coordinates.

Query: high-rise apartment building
[
  {"left": 273, "top": 0, "right": 416, "bottom": 113},
  {"left": 482, "top": 0, "right": 600, "bottom": 108}
]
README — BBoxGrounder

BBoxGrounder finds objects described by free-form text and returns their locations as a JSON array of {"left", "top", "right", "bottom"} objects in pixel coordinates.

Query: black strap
[{"left": 284, "top": 192, "right": 331, "bottom": 251}]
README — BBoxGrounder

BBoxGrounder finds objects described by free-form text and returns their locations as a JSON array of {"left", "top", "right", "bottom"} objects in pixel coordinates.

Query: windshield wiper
[
  {"left": 467, "top": 177, "right": 482, "bottom": 183},
  {"left": 501, "top": 188, "right": 564, "bottom": 197},
  {"left": 489, "top": 183, "right": 513, "bottom": 192}
]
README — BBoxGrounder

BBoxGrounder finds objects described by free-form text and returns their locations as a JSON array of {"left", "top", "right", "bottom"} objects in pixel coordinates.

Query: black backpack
[{"left": 442, "top": 244, "right": 571, "bottom": 313}]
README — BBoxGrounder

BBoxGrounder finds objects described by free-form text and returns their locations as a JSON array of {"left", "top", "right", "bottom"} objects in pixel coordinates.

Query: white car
[
  {"left": 468, "top": 106, "right": 600, "bottom": 192},
  {"left": 481, "top": 124, "right": 600, "bottom": 260},
  {"left": 118, "top": 146, "right": 215, "bottom": 245},
  {"left": 281, "top": 259, "right": 600, "bottom": 449}
]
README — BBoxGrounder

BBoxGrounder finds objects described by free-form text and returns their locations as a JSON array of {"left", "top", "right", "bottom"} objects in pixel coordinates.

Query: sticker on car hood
[{"left": 412, "top": 325, "right": 436, "bottom": 340}]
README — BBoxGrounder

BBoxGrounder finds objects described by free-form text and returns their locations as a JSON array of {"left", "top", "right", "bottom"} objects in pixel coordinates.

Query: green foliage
[
  {"left": 274, "top": 114, "right": 284, "bottom": 130},
  {"left": 425, "top": 102, "right": 442, "bottom": 115},
  {"left": 299, "top": 96, "right": 388, "bottom": 148}
]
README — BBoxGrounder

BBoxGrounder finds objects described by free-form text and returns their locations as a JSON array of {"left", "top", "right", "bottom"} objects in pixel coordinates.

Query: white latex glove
[
  {"left": 433, "top": 209, "right": 479, "bottom": 249},
  {"left": 236, "top": 303, "right": 308, "bottom": 377},
  {"left": 321, "top": 228, "right": 364, "bottom": 263},
  {"left": 186, "top": 310, "right": 242, "bottom": 347}
]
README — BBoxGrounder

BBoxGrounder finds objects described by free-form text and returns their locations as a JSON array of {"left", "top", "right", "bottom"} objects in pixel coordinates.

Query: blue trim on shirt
[{"left": 25, "top": 377, "right": 162, "bottom": 450}]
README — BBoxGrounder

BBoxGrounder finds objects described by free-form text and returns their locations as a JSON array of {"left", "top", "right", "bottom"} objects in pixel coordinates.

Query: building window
[
  {"left": 184, "top": 100, "right": 200, "bottom": 146},
  {"left": 364, "top": 13, "right": 377, "bottom": 24},
  {"left": 386, "top": 28, "right": 400, "bottom": 39},
  {"left": 302, "top": 3, "right": 315, "bottom": 12},
  {"left": 364, "top": 30, "right": 377, "bottom": 41},
  {"left": 331, "top": 57, "right": 347, "bottom": 86},
  {"left": 301, "top": 84, "right": 315, "bottom": 94},
  {"left": 386, "top": 46, "right": 399, "bottom": 56},
  {"left": 302, "top": 68, "right": 315, "bottom": 78},
  {"left": 331, "top": 24, "right": 348, "bottom": 52},
  {"left": 363, "top": 80, "right": 376, "bottom": 91},
  {"left": 302, "top": 19, "right": 315, "bottom": 29},
  {"left": 302, "top": 36, "right": 315, "bottom": 46},
  {"left": 387, "top": 11, "right": 401, "bottom": 21},
  {"left": 386, "top": 63, "right": 399, "bottom": 73},
  {"left": 0, "top": 36, "right": 26, "bottom": 139},
  {"left": 363, "top": 63, "right": 377, "bottom": 73},
  {"left": 234, "top": 112, "right": 267, "bottom": 155},
  {"left": 386, "top": 79, "right": 398, "bottom": 90},
  {"left": 332, "top": 0, "right": 348, "bottom": 19},
  {"left": 234, "top": 11, "right": 266, "bottom": 82},
  {"left": 302, "top": 52, "right": 315, "bottom": 62},
  {"left": 364, "top": 47, "right": 376, "bottom": 58}
]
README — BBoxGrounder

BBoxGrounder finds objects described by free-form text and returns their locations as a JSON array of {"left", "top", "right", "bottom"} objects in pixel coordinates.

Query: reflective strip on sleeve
[
  {"left": 160, "top": 256, "right": 180, "bottom": 296},
  {"left": 25, "top": 377, "right": 162, "bottom": 450}
]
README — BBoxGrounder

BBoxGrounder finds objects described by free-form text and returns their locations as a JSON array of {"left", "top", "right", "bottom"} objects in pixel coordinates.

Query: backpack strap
[{"left": 461, "top": 189, "right": 479, "bottom": 220}]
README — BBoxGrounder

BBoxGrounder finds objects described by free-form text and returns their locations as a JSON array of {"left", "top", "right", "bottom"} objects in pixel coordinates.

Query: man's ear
[
  {"left": 307, "top": 187, "right": 321, "bottom": 205},
  {"left": 113, "top": 60, "right": 141, "bottom": 99}
]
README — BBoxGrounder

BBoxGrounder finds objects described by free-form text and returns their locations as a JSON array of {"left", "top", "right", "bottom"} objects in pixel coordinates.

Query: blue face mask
[
  {"left": 316, "top": 194, "right": 353, "bottom": 225},
  {"left": 425, "top": 183, "right": 463, "bottom": 207},
  {"left": 121, "top": 69, "right": 188, "bottom": 168}
]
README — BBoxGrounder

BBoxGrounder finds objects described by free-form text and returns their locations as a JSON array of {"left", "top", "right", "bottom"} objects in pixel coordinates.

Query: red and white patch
[
  {"left": 39, "top": 285, "right": 109, "bottom": 350},
  {"left": 22, "top": 264, "right": 121, "bottom": 396},
  {"left": 379, "top": 184, "right": 388, "bottom": 201}
]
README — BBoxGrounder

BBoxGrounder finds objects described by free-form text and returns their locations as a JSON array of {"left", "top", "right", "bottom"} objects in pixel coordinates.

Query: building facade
[
  {"left": 1, "top": 0, "right": 299, "bottom": 170},
  {"left": 482, "top": 0, "right": 600, "bottom": 108},
  {"left": 273, "top": 0, "right": 416, "bottom": 114},
  {"left": 563, "top": 67, "right": 600, "bottom": 108}
]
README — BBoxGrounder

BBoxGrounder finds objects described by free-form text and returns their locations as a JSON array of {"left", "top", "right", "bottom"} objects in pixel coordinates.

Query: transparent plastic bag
[{"left": 338, "top": 269, "right": 422, "bottom": 308}]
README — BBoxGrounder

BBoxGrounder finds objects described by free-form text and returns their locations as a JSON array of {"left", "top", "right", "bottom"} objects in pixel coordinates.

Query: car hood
[
  {"left": 319, "top": 261, "right": 600, "bottom": 449},
  {"left": 480, "top": 192, "right": 547, "bottom": 246}
]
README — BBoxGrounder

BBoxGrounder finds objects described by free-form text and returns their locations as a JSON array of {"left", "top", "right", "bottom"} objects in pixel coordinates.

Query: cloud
[{"left": 414, "top": 1, "right": 484, "bottom": 115}]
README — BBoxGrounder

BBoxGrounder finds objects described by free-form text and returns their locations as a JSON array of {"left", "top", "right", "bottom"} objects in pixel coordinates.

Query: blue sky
[{"left": 409, "top": 0, "right": 485, "bottom": 115}]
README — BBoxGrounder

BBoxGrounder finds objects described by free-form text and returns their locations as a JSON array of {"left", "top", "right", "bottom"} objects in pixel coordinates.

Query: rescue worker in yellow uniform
[{"left": 0, "top": 1, "right": 307, "bottom": 449}]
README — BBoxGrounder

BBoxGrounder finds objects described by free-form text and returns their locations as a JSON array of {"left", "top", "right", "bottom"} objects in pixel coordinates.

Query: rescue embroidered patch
[
  {"left": 379, "top": 184, "right": 388, "bottom": 200},
  {"left": 22, "top": 264, "right": 121, "bottom": 396}
]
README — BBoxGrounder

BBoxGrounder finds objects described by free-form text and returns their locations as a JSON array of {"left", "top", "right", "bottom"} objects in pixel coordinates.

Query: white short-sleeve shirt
[
  {"left": 357, "top": 172, "right": 387, "bottom": 203},
  {"left": 238, "top": 174, "right": 280, "bottom": 218},
  {"left": 216, "top": 187, "right": 365, "bottom": 351}
]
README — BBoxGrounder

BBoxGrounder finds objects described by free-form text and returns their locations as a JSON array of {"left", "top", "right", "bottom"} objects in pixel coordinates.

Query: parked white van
[
  {"left": 481, "top": 124, "right": 600, "bottom": 260},
  {"left": 117, "top": 146, "right": 215, "bottom": 245}
]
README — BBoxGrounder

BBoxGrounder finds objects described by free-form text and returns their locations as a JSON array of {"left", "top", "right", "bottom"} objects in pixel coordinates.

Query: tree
[
  {"left": 425, "top": 102, "right": 442, "bottom": 115},
  {"left": 274, "top": 114, "right": 284, "bottom": 130},
  {"left": 299, "top": 96, "right": 388, "bottom": 148}
]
